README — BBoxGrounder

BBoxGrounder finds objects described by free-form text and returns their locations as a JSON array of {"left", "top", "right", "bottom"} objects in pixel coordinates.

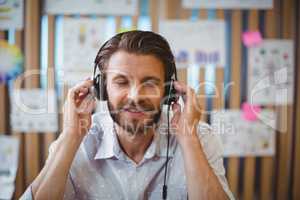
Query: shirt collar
[
  {"left": 154, "top": 125, "right": 177, "bottom": 158},
  {"left": 93, "top": 116, "right": 122, "bottom": 160},
  {"left": 92, "top": 106, "right": 176, "bottom": 161}
]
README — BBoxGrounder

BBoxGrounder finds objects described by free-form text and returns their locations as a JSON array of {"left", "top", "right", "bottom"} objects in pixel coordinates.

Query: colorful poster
[
  {"left": 62, "top": 18, "right": 109, "bottom": 85},
  {"left": 182, "top": 0, "right": 273, "bottom": 9},
  {"left": 0, "top": 0, "right": 23, "bottom": 30},
  {"left": 45, "top": 0, "right": 138, "bottom": 16},
  {"left": 10, "top": 89, "right": 58, "bottom": 133},
  {"left": 211, "top": 109, "right": 276, "bottom": 156},
  {"left": 247, "top": 40, "right": 294, "bottom": 105},
  {"left": 159, "top": 20, "right": 226, "bottom": 68},
  {"left": 0, "top": 135, "right": 19, "bottom": 199},
  {"left": 0, "top": 40, "right": 23, "bottom": 83}
]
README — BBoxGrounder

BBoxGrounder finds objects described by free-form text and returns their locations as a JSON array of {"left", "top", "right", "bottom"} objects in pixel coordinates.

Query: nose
[
  {"left": 128, "top": 84, "right": 139, "bottom": 102},
  {"left": 128, "top": 82, "right": 144, "bottom": 103}
]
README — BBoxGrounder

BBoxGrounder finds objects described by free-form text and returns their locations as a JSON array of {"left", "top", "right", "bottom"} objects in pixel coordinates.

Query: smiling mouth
[
  {"left": 123, "top": 108, "right": 146, "bottom": 118},
  {"left": 123, "top": 108, "right": 144, "bottom": 113}
]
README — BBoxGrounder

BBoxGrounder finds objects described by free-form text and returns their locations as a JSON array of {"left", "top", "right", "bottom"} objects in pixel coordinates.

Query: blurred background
[{"left": 0, "top": 0, "right": 300, "bottom": 199}]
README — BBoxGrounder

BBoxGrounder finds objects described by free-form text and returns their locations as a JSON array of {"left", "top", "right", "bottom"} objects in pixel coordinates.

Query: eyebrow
[
  {"left": 112, "top": 74, "right": 162, "bottom": 83},
  {"left": 141, "top": 76, "right": 162, "bottom": 84}
]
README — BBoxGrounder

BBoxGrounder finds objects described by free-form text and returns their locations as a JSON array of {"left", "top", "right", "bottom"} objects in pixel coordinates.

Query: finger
[
  {"left": 171, "top": 103, "right": 181, "bottom": 125},
  {"left": 68, "top": 79, "right": 94, "bottom": 103},
  {"left": 174, "top": 81, "right": 196, "bottom": 104},
  {"left": 173, "top": 81, "right": 190, "bottom": 103},
  {"left": 85, "top": 99, "right": 97, "bottom": 114},
  {"left": 77, "top": 96, "right": 95, "bottom": 114},
  {"left": 78, "top": 96, "right": 92, "bottom": 110},
  {"left": 74, "top": 80, "right": 93, "bottom": 93},
  {"left": 79, "top": 98, "right": 96, "bottom": 114},
  {"left": 77, "top": 88, "right": 91, "bottom": 100},
  {"left": 173, "top": 81, "right": 188, "bottom": 95},
  {"left": 77, "top": 87, "right": 89, "bottom": 96},
  {"left": 75, "top": 90, "right": 90, "bottom": 106},
  {"left": 73, "top": 79, "right": 94, "bottom": 96}
]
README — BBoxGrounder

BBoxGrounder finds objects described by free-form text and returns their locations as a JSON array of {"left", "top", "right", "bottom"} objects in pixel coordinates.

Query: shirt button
[{"left": 153, "top": 156, "right": 159, "bottom": 161}]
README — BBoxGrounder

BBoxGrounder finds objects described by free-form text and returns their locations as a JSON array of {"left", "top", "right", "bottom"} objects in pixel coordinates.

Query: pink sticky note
[
  {"left": 242, "top": 31, "right": 262, "bottom": 47},
  {"left": 242, "top": 102, "right": 261, "bottom": 121}
]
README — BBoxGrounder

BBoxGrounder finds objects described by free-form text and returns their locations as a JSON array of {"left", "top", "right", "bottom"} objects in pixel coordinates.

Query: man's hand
[
  {"left": 63, "top": 79, "right": 96, "bottom": 139},
  {"left": 31, "top": 79, "right": 97, "bottom": 200},
  {"left": 170, "top": 81, "right": 202, "bottom": 142},
  {"left": 169, "top": 81, "right": 229, "bottom": 200}
]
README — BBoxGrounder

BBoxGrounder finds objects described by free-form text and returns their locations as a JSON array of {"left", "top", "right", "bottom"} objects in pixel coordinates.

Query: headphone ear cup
[
  {"left": 93, "top": 74, "right": 100, "bottom": 100},
  {"left": 168, "top": 84, "right": 177, "bottom": 105},
  {"left": 95, "top": 73, "right": 108, "bottom": 101},
  {"left": 163, "top": 84, "right": 171, "bottom": 105},
  {"left": 99, "top": 73, "right": 107, "bottom": 101},
  {"left": 164, "top": 79, "right": 177, "bottom": 105}
]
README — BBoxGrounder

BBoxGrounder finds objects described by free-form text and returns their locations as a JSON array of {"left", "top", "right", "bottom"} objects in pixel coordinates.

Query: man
[{"left": 21, "top": 31, "right": 234, "bottom": 200}]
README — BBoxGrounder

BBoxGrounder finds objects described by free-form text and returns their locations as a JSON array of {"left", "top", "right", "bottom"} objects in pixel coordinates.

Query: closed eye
[
  {"left": 142, "top": 77, "right": 161, "bottom": 87},
  {"left": 114, "top": 80, "right": 128, "bottom": 86},
  {"left": 112, "top": 75, "right": 129, "bottom": 86},
  {"left": 143, "top": 80, "right": 159, "bottom": 87}
]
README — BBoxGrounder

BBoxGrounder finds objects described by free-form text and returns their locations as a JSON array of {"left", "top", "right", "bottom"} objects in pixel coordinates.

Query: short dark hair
[{"left": 94, "top": 30, "right": 176, "bottom": 82}]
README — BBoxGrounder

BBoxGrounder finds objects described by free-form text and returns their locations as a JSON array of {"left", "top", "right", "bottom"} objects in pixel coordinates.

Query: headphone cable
[{"left": 162, "top": 91, "right": 172, "bottom": 200}]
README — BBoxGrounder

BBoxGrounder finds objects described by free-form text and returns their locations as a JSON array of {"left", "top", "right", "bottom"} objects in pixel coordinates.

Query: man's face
[{"left": 105, "top": 50, "right": 165, "bottom": 135}]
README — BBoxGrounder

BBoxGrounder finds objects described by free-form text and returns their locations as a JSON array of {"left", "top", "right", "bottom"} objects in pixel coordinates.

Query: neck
[{"left": 115, "top": 124, "right": 155, "bottom": 164}]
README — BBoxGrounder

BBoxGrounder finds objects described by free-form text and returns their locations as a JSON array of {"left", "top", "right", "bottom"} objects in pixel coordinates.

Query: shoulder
[{"left": 197, "top": 121, "right": 224, "bottom": 160}]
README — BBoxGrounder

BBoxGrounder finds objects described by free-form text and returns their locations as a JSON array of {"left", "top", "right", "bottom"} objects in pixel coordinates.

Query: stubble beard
[{"left": 107, "top": 99, "right": 161, "bottom": 136}]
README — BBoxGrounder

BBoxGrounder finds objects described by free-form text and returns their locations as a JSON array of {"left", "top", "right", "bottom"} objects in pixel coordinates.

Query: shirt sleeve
[
  {"left": 19, "top": 139, "right": 77, "bottom": 200},
  {"left": 19, "top": 186, "right": 33, "bottom": 200},
  {"left": 198, "top": 122, "right": 235, "bottom": 200}
]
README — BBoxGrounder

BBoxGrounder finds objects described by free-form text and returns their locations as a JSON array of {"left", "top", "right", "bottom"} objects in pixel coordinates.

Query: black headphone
[
  {"left": 93, "top": 39, "right": 178, "bottom": 200},
  {"left": 92, "top": 41, "right": 178, "bottom": 106}
]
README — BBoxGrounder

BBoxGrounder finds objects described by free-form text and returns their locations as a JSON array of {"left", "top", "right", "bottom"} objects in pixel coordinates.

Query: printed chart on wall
[
  {"left": 182, "top": 0, "right": 273, "bottom": 9},
  {"left": 211, "top": 109, "right": 276, "bottom": 156},
  {"left": 62, "top": 18, "right": 109, "bottom": 85},
  {"left": 44, "top": 0, "right": 138, "bottom": 15},
  {"left": 247, "top": 40, "right": 294, "bottom": 105},
  {"left": 159, "top": 20, "right": 226, "bottom": 68},
  {"left": 10, "top": 89, "right": 58, "bottom": 133},
  {"left": 0, "top": 135, "right": 19, "bottom": 199},
  {"left": 0, "top": 0, "right": 23, "bottom": 30}
]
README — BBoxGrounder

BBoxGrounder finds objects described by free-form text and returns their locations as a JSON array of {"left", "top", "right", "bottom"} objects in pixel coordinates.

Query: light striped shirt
[{"left": 21, "top": 109, "right": 234, "bottom": 200}]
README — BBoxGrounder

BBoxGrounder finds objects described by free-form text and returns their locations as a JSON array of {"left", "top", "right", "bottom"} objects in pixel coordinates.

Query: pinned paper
[
  {"left": 242, "top": 31, "right": 262, "bottom": 47},
  {"left": 44, "top": 0, "right": 138, "bottom": 16},
  {"left": 62, "top": 18, "right": 109, "bottom": 85},
  {"left": 182, "top": 0, "right": 273, "bottom": 9},
  {"left": 10, "top": 89, "right": 58, "bottom": 133},
  {"left": 0, "top": 135, "right": 20, "bottom": 199},
  {"left": 159, "top": 20, "right": 226, "bottom": 68},
  {"left": 0, "top": 0, "right": 24, "bottom": 30},
  {"left": 242, "top": 102, "right": 261, "bottom": 121},
  {"left": 247, "top": 39, "right": 294, "bottom": 105},
  {"left": 211, "top": 109, "right": 276, "bottom": 157}
]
